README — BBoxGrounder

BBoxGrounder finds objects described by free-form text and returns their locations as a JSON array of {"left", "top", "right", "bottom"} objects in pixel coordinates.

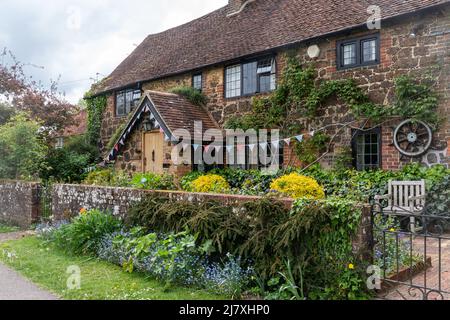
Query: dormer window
[
  {"left": 225, "top": 57, "right": 276, "bottom": 98},
  {"left": 337, "top": 33, "right": 380, "bottom": 70},
  {"left": 116, "top": 88, "right": 141, "bottom": 117}
]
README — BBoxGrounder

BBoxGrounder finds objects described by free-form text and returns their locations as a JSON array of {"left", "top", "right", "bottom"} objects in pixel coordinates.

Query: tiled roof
[
  {"left": 147, "top": 91, "right": 220, "bottom": 137},
  {"left": 62, "top": 110, "right": 87, "bottom": 137},
  {"left": 93, "top": 0, "right": 450, "bottom": 95}
]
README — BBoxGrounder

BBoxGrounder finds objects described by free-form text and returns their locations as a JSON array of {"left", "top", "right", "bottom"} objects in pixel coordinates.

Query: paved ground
[
  {"left": 0, "top": 232, "right": 59, "bottom": 300},
  {"left": 382, "top": 235, "right": 450, "bottom": 300}
]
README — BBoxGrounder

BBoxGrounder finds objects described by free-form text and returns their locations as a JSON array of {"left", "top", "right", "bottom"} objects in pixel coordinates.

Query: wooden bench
[{"left": 375, "top": 180, "right": 426, "bottom": 233}]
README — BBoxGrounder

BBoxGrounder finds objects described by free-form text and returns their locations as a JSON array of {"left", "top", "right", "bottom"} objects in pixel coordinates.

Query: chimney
[{"left": 227, "top": 0, "right": 255, "bottom": 16}]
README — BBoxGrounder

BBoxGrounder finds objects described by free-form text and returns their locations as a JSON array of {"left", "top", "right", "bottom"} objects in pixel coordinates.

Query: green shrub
[
  {"left": 0, "top": 113, "right": 48, "bottom": 180},
  {"left": 180, "top": 171, "right": 205, "bottom": 191},
  {"left": 130, "top": 173, "right": 175, "bottom": 190},
  {"left": 40, "top": 135, "right": 99, "bottom": 183},
  {"left": 170, "top": 86, "right": 208, "bottom": 106},
  {"left": 53, "top": 209, "right": 122, "bottom": 255},
  {"left": 427, "top": 174, "right": 450, "bottom": 216},
  {"left": 126, "top": 195, "right": 368, "bottom": 299},
  {"left": 83, "top": 169, "right": 131, "bottom": 187},
  {"left": 83, "top": 169, "right": 115, "bottom": 185}
]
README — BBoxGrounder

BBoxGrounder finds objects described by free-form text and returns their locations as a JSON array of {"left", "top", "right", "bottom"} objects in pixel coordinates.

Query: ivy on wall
[
  {"left": 84, "top": 91, "right": 107, "bottom": 147},
  {"left": 225, "top": 58, "right": 441, "bottom": 165}
]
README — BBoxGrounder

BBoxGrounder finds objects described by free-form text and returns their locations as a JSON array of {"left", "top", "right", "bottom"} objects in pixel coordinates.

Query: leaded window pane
[
  {"left": 225, "top": 65, "right": 241, "bottom": 98},
  {"left": 259, "top": 74, "right": 272, "bottom": 93},
  {"left": 363, "top": 39, "right": 377, "bottom": 62},
  {"left": 243, "top": 62, "right": 257, "bottom": 95},
  {"left": 353, "top": 130, "right": 381, "bottom": 171},
  {"left": 343, "top": 43, "right": 357, "bottom": 66}
]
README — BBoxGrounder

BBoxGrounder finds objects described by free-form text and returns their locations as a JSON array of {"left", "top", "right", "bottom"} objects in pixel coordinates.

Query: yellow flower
[
  {"left": 348, "top": 263, "right": 355, "bottom": 270},
  {"left": 270, "top": 173, "right": 325, "bottom": 199},
  {"left": 191, "top": 175, "right": 230, "bottom": 194},
  {"left": 79, "top": 208, "right": 88, "bottom": 215},
  {"left": 390, "top": 228, "right": 396, "bottom": 233}
]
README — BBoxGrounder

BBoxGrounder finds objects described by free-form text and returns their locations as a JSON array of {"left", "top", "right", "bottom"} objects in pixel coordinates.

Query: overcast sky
[{"left": 0, "top": 0, "right": 228, "bottom": 104}]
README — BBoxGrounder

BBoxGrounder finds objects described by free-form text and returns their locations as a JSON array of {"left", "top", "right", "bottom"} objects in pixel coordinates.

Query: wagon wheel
[{"left": 394, "top": 119, "right": 433, "bottom": 157}]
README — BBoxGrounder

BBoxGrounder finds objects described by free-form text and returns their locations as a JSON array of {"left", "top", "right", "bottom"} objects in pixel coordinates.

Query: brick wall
[
  {"left": 0, "top": 180, "right": 41, "bottom": 228},
  {"left": 100, "top": 6, "right": 450, "bottom": 171}
]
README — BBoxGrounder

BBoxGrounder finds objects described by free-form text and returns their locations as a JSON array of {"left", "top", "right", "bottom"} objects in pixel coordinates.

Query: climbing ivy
[
  {"left": 225, "top": 58, "right": 441, "bottom": 164},
  {"left": 84, "top": 91, "right": 107, "bottom": 147}
]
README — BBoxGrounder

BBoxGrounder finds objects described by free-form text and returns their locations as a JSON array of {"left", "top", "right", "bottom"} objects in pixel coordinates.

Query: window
[
  {"left": 116, "top": 89, "right": 141, "bottom": 116},
  {"left": 337, "top": 34, "right": 380, "bottom": 70},
  {"left": 225, "top": 57, "right": 276, "bottom": 98},
  {"left": 343, "top": 43, "right": 357, "bottom": 66},
  {"left": 352, "top": 128, "right": 381, "bottom": 171},
  {"left": 225, "top": 65, "right": 241, "bottom": 98},
  {"left": 192, "top": 74, "right": 202, "bottom": 91}
]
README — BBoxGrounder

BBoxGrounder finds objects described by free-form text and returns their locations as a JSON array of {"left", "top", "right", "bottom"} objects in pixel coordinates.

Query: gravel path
[{"left": 0, "top": 231, "right": 59, "bottom": 300}]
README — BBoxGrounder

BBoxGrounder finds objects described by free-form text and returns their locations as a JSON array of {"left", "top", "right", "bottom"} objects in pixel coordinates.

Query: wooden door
[{"left": 143, "top": 132, "right": 164, "bottom": 174}]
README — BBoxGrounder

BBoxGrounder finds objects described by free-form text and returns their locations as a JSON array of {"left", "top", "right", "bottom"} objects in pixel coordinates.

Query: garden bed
[{"left": 0, "top": 236, "right": 224, "bottom": 300}]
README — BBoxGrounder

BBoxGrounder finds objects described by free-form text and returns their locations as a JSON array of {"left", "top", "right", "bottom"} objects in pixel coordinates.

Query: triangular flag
[
  {"left": 284, "top": 138, "right": 291, "bottom": 146},
  {"left": 119, "top": 139, "right": 125, "bottom": 146},
  {"left": 164, "top": 134, "right": 170, "bottom": 141},
  {"left": 226, "top": 146, "right": 234, "bottom": 153},
  {"left": 237, "top": 144, "right": 245, "bottom": 151},
  {"left": 114, "top": 144, "right": 119, "bottom": 152},
  {"left": 295, "top": 135, "right": 304, "bottom": 143},
  {"left": 310, "top": 131, "right": 315, "bottom": 137},
  {"left": 249, "top": 144, "right": 256, "bottom": 152},
  {"left": 271, "top": 141, "right": 279, "bottom": 148},
  {"left": 149, "top": 113, "right": 154, "bottom": 120},
  {"left": 159, "top": 128, "right": 164, "bottom": 133},
  {"left": 260, "top": 142, "right": 268, "bottom": 150},
  {"left": 204, "top": 145, "right": 210, "bottom": 152},
  {"left": 193, "top": 144, "right": 201, "bottom": 151}
]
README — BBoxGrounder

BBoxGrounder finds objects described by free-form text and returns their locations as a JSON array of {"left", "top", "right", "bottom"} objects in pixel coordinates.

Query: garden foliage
[
  {"left": 126, "top": 194, "right": 369, "bottom": 299},
  {"left": 0, "top": 113, "right": 48, "bottom": 180},
  {"left": 41, "top": 210, "right": 252, "bottom": 298}
]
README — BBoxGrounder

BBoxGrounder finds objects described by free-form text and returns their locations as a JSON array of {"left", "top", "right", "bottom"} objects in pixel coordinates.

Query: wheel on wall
[{"left": 393, "top": 119, "right": 433, "bottom": 157}]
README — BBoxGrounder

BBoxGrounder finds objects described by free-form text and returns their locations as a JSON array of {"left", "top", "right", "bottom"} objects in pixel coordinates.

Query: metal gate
[{"left": 372, "top": 202, "right": 450, "bottom": 300}]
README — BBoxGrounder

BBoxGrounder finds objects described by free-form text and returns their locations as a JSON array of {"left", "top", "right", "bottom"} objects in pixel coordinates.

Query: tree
[
  {"left": 0, "top": 49, "right": 76, "bottom": 132},
  {"left": 0, "top": 113, "right": 48, "bottom": 180},
  {"left": 0, "top": 103, "right": 15, "bottom": 125},
  {"left": 40, "top": 134, "right": 99, "bottom": 183}
]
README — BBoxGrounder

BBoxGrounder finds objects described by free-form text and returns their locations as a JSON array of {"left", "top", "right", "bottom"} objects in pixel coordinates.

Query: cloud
[{"left": 0, "top": 0, "right": 228, "bottom": 103}]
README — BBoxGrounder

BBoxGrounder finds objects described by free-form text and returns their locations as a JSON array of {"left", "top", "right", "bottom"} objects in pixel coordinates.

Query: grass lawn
[
  {"left": 0, "top": 236, "right": 224, "bottom": 300},
  {"left": 0, "top": 224, "right": 19, "bottom": 234}
]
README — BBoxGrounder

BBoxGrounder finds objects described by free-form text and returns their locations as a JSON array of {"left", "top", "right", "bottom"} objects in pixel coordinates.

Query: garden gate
[{"left": 372, "top": 202, "right": 450, "bottom": 300}]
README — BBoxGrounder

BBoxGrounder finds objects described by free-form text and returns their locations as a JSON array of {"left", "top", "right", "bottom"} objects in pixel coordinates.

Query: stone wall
[
  {"left": 99, "top": 6, "right": 450, "bottom": 171},
  {"left": 0, "top": 180, "right": 41, "bottom": 228},
  {"left": 51, "top": 183, "right": 294, "bottom": 220},
  {"left": 51, "top": 183, "right": 372, "bottom": 259}
]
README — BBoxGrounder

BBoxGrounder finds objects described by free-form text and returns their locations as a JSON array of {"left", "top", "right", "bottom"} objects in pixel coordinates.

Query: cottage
[{"left": 90, "top": 0, "right": 450, "bottom": 176}]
